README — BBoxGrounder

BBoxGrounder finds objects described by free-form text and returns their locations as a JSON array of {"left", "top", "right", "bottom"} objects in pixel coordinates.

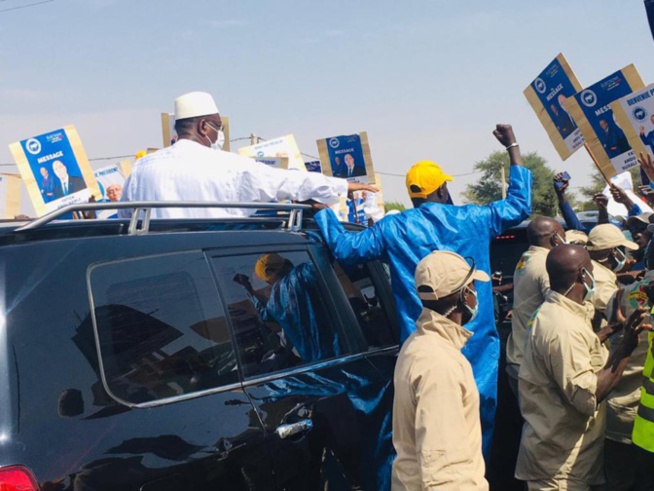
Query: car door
[
  {"left": 87, "top": 250, "right": 274, "bottom": 490},
  {"left": 209, "top": 245, "right": 398, "bottom": 490}
]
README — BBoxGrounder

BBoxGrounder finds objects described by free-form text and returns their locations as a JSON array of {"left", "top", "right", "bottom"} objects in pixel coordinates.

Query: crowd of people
[{"left": 79, "top": 89, "right": 654, "bottom": 489}]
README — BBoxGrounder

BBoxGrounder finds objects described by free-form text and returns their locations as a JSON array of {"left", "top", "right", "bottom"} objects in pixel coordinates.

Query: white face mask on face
[{"left": 205, "top": 122, "right": 225, "bottom": 150}]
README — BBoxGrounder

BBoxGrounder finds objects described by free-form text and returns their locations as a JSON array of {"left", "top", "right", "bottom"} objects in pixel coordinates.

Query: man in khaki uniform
[
  {"left": 603, "top": 269, "right": 654, "bottom": 490},
  {"left": 506, "top": 216, "right": 565, "bottom": 397},
  {"left": 516, "top": 244, "right": 646, "bottom": 491},
  {"left": 392, "top": 251, "right": 489, "bottom": 491},
  {"left": 586, "top": 224, "right": 638, "bottom": 330}
]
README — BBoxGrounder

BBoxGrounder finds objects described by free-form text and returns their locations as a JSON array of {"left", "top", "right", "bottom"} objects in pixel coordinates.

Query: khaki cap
[
  {"left": 587, "top": 224, "right": 638, "bottom": 251},
  {"left": 565, "top": 229, "right": 588, "bottom": 245},
  {"left": 415, "top": 251, "right": 490, "bottom": 301}
]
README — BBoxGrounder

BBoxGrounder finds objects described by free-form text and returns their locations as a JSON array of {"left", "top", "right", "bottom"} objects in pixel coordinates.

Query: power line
[{"left": 0, "top": 0, "right": 55, "bottom": 13}]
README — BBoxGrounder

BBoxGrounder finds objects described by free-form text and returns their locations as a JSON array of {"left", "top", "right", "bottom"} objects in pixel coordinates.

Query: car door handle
[{"left": 275, "top": 419, "right": 313, "bottom": 439}]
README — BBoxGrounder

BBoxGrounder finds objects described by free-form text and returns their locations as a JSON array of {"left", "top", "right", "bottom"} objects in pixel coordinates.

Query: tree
[
  {"left": 463, "top": 150, "right": 558, "bottom": 217},
  {"left": 385, "top": 201, "right": 406, "bottom": 213}
]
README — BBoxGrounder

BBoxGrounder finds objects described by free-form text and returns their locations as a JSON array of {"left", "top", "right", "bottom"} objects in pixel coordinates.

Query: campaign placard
[
  {"left": 304, "top": 160, "right": 322, "bottom": 173},
  {"left": 0, "top": 174, "right": 21, "bottom": 219},
  {"left": 524, "top": 53, "right": 585, "bottom": 160},
  {"left": 567, "top": 65, "right": 645, "bottom": 179},
  {"left": 93, "top": 165, "right": 126, "bottom": 219},
  {"left": 119, "top": 158, "right": 133, "bottom": 178},
  {"left": 254, "top": 156, "right": 289, "bottom": 170},
  {"left": 238, "top": 134, "right": 305, "bottom": 171},
  {"left": 316, "top": 132, "right": 375, "bottom": 185},
  {"left": 9, "top": 125, "right": 101, "bottom": 217},
  {"left": 162, "top": 114, "right": 230, "bottom": 151},
  {"left": 612, "top": 83, "right": 654, "bottom": 166},
  {"left": 161, "top": 113, "right": 177, "bottom": 148}
]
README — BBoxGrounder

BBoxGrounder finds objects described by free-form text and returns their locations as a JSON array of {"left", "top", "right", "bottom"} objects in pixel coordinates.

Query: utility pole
[{"left": 250, "top": 133, "right": 257, "bottom": 145}]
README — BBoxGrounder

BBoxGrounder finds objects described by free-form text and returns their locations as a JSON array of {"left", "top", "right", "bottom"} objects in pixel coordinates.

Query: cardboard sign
[
  {"left": 238, "top": 134, "right": 305, "bottom": 171},
  {"left": 93, "top": 165, "right": 126, "bottom": 219},
  {"left": 317, "top": 132, "right": 375, "bottom": 185},
  {"left": 612, "top": 83, "right": 654, "bottom": 165},
  {"left": 524, "top": 53, "right": 585, "bottom": 160},
  {"left": 0, "top": 174, "right": 21, "bottom": 219},
  {"left": 161, "top": 113, "right": 177, "bottom": 148},
  {"left": 119, "top": 159, "right": 133, "bottom": 178},
  {"left": 254, "top": 156, "right": 289, "bottom": 170},
  {"left": 305, "top": 160, "right": 321, "bottom": 173},
  {"left": 9, "top": 125, "right": 101, "bottom": 217},
  {"left": 567, "top": 65, "right": 645, "bottom": 179},
  {"left": 162, "top": 114, "right": 230, "bottom": 151}
]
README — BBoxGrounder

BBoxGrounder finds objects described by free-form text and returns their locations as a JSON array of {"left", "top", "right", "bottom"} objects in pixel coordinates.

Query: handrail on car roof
[{"left": 16, "top": 201, "right": 312, "bottom": 235}]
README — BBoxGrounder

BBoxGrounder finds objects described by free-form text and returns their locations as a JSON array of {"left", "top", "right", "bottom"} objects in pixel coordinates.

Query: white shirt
[{"left": 120, "top": 139, "right": 349, "bottom": 218}]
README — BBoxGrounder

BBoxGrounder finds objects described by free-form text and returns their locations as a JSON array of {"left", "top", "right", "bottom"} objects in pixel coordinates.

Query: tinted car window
[
  {"left": 212, "top": 251, "right": 348, "bottom": 377},
  {"left": 90, "top": 252, "right": 237, "bottom": 405},
  {"left": 333, "top": 262, "right": 395, "bottom": 349}
]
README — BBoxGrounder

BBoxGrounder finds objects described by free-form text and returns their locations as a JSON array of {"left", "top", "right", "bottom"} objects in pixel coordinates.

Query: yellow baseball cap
[
  {"left": 405, "top": 160, "right": 453, "bottom": 199},
  {"left": 254, "top": 253, "right": 287, "bottom": 282}
]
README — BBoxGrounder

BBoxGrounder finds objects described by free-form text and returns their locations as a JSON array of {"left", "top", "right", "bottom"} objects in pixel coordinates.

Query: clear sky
[{"left": 1, "top": 0, "right": 654, "bottom": 214}]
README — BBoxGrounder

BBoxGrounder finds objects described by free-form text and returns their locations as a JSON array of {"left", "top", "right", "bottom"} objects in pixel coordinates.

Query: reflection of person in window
[
  {"left": 599, "top": 118, "right": 630, "bottom": 158},
  {"left": 233, "top": 253, "right": 341, "bottom": 363},
  {"left": 53, "top": 160, "right": 87, "bottom": 198},
  {"left": 640, "top": 115, "right": 654, "bottom": 154},
  {"left": 39, "top": 166, "right": 56, "bottom": 203}
]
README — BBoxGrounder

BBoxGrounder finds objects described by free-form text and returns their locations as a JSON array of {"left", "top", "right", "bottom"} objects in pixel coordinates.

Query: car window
[
  {"left": 90, "top": 252, "right": 237, "bottom": 405},
  {"left": 333, "top": 261, "right": 395, "bottom": 349},
  {"left": 211, "top": 251, "right": 349, "bottom": 378}
]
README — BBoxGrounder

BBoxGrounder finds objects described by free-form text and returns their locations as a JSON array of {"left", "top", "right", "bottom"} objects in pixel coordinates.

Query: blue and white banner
[
  {"left": 94, "top": 165, "right": 126, "bottom": 219},
  {"left": 317, "top": 132, "right": 375, "bottom": 185},
  {"left": 9, "top": 125, "right": 100, "bottom": 217},
  {"left": 524, "top": 53, "right": 584, "bottom": 160},
  {"left": 568, "top": 65, "right": 645, "bottom": 178}
]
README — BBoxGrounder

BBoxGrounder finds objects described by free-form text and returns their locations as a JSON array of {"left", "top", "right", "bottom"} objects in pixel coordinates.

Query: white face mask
[
  {"left": 460, "top": 285, "right": 479, "bottom": 323},
  {"left": 612, "top": 248, "right": 627, "bottom": 273},
  {"left": 581, "top": 267, "right": 596, "bottom": 301},
  {"left": 206, "top": 122, "right": 225, "bottom": 151}
]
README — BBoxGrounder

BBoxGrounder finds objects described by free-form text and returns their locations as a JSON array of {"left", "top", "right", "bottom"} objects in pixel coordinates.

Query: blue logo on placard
[
  {"left": 256, "top": 151, "right": 264, "bottom": 157},
  {"left": 534, "top": 78, "right": 546, "bottom": 94},
  {"left": 26, "top": 138, "right": 41, "bottom": 155},
  {"left": 329, "top": 138, "right": 340, "bottom": 149},
  {"left": 633, "top": 107, "right": 648, "bottom": 121},
  {"left": 581, "top": 90, "right": 597, "bottom": 108}
]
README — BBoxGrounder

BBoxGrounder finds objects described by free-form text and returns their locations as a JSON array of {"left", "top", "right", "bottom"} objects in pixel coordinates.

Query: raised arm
[
  {"left": 314, "top": 208, "right": 386, "bottom": 264},
  {"left": 486, "top": 124, "right": 533, "bottom": 237},
  {"left": 554, "top": 173, "right": 585, "bottom": 232}
]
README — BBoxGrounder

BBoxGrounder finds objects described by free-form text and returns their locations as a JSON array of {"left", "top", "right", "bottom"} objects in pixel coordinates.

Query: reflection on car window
[
  {"left": 213, "top": 251, "right": 347, "bottom": 377},
  {"left": 90, "top": 252, "right": 237, "bottom": 404},
  {"left": 333, "top": 262, "right": 395, "bottom": 349}
]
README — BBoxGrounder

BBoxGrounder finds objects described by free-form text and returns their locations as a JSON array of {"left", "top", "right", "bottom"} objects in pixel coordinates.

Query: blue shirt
[{"left": 315, "top": 165, "right": 533, "bottom": 454}]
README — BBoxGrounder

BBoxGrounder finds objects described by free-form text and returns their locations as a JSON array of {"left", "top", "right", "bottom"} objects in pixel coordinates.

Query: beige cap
[
  {"left": 627, "top": 212, "right": 653, "bottom": 226},
  {"left": 415, "top": 251, "right": 490, "bottom": 301},
  {"left": 565, "top": 229, "right": 588, "bottom": 245},
  {"left": 587, "top": 223, "right": 638, "bottom": 251},
  {"left": 174, "top": 91, "right": 219, "bottom": 120}
]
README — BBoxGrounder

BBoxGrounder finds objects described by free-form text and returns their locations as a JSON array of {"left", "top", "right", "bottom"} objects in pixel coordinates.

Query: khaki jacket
[
  {"left": 516, "top": 291, "right": 608, "bottom": 485},
  {"left": 605, "top": 270, "right": 654, "bottom": 443},
  {"left": 507, "top": 246, "right": 550, "bottom": 368},
  {"left": 392, "top": 309, "right": 488, "bottom": 491}
]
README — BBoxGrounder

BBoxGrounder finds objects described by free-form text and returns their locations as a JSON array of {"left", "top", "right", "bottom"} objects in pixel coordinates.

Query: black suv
[{"left": 0, "top": 203, "right": 399, "bottom": 490}]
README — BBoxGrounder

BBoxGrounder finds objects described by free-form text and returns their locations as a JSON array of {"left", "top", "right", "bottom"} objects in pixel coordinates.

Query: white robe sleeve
[{"left": 238, "top": 163, "right": 349, "bottom": 205}]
